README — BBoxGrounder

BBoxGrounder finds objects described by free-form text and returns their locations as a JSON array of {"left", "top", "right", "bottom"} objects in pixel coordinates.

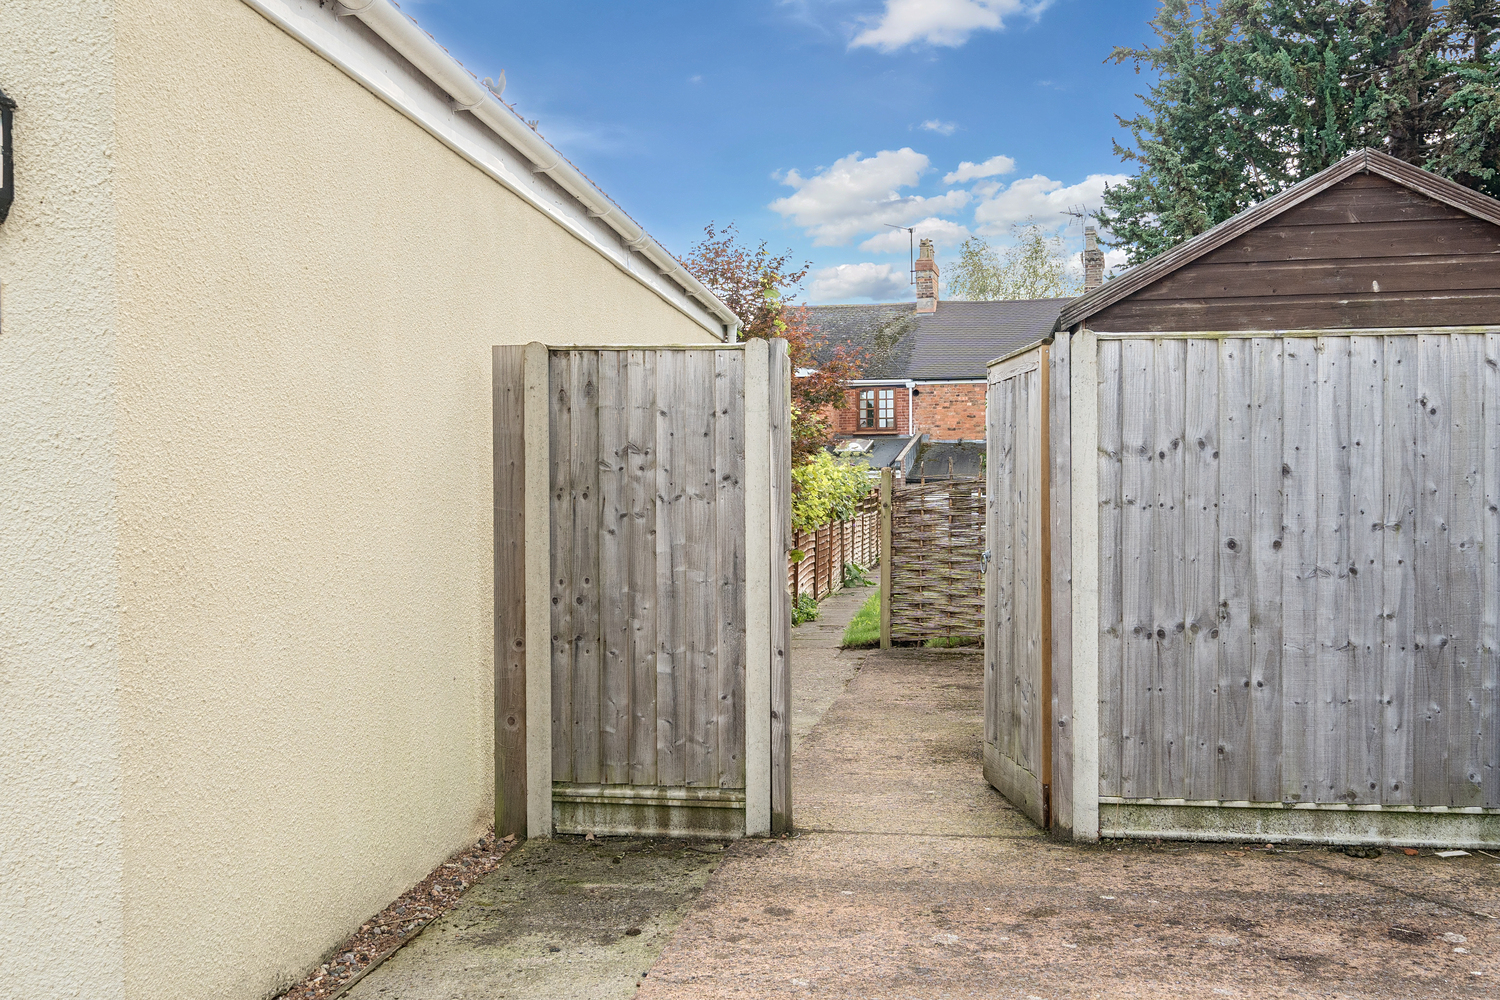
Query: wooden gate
[
  {"left": 493, "top": 340, "right": 792, "bottom": 840},
  {"left": 984, "top": 346, "right": 1051, "bottom": 827}
]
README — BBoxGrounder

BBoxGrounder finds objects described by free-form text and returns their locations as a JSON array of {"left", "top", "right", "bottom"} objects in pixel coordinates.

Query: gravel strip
[{"left": 275, "top": 829, "right": 516, "bottom": 1000}]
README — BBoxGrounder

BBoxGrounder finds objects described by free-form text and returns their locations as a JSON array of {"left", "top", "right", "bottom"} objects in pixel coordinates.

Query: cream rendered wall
[
  {"left": 0, "top": 3, "right": 126, "bottom": 999},
  {"left": 110, "top": 2, "right": 716, "bottom": 998}
]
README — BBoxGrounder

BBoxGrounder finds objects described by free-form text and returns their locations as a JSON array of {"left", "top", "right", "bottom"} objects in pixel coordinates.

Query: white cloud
[
  {"left": 770, "top": 148, "right": 970, "bottom": 246},
  {"left": 858, "top": 216, "right": 972, "bottom": 253},
  {"left": 973, "top": 172, "right": 1129, "bottom": 232},
  {"left": 920, "top": 119, "right": 959, "bottom": 136},
  {"left": 850, "top": 0, "right": 1050, "bottom": 52},
  {"left": 808, "top": 263, "right": 911, "bottom": 303},
  {"left": 943, "top": 154, "right": 1016, "bottom": 185}
]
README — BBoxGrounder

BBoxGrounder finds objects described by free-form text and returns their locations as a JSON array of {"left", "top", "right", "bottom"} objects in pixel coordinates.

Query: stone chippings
[{"left": 276, "top": 831, "right": 515, "bottom": 1000}]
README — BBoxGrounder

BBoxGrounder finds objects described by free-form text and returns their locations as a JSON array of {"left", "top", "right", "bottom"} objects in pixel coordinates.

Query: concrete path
[
  {"left": 349, "top": 586, "right": 1500, "bottom": 998},
  {"left": 637, "top": 646, "right": 1500, "bottom": 1000},
  {"left": 343, "top": 585, "right": 877, "bottom": 1000}
]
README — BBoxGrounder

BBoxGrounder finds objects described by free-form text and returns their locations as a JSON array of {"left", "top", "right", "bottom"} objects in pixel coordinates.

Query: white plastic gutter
[{"left": 273, "top": 0, "right": 740, "bottom": 338}]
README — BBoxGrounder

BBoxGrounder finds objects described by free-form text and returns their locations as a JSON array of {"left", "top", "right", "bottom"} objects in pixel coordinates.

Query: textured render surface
[
  {"left": 0, "top": 3, "right": 125, "bottom": 999},
  {"left": 104, "top": 2, "right": 716, "bottom": 998},
  {"left": 638, "top": 648, "right": 1500, "bottom": 999}
]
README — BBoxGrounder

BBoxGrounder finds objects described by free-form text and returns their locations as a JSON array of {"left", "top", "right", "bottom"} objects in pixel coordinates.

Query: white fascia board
[
  {"left": 909, "top": 378, "right": 985, "bottom": 386},
  {"left": 847, "top": 378, "right": 915, "bottom": 387},
  {"left": 239, "top": 0, "right": 734, "bottom": 339}
]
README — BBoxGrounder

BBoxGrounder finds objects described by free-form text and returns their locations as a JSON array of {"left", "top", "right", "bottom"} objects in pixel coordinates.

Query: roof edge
[{"left": 1060, "top": 148, "right": 1500, "bottom": 330}]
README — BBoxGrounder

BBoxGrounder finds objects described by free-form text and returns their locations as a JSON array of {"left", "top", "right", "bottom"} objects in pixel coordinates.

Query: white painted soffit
[{"left": 239, "top": 0, "right": 739, "bottom": 340}]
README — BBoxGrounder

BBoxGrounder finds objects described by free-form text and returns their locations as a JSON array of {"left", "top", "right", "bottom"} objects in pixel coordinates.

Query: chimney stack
[
  {"left": 915, "top": 238, "right": 938, "bottom": 313},
  {"left": 1083, "top": 226, "right": 1105, "bottom": 292}
]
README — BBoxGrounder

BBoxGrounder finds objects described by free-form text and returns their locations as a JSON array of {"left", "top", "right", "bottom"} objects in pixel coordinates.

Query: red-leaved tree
[{"left": 684, "top": 223, "right": 864, "bottom": 463}]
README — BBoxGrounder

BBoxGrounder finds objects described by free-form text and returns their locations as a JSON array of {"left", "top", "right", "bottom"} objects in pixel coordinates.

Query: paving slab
[{"left": 344, "top": 837, "right": 721, "bottom": 1000}]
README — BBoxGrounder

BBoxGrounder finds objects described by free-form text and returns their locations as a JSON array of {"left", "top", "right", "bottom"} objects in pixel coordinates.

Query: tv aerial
[{"left": 884, "top": 223, "right": 916, "bottom": 284}]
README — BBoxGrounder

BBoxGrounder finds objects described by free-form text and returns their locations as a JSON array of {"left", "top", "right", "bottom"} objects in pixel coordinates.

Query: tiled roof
[{"left": 805, "top": 298, "right": 1067, "bottom": 381}]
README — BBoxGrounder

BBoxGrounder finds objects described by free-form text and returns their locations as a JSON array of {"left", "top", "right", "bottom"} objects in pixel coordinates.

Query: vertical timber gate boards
[
  {"left": 493, "top": 340, "right": 793, "bottom": 840},
  {"left": 984, "top": 345, "right": 1054, "bottom": 829}
]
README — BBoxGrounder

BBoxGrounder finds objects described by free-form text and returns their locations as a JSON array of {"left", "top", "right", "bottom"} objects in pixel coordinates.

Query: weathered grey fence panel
[
  {"left": 984, "top": 351, "right": 1047, "bottom": 826},
  {"left": 496, "top": 342, "right": 790, "bottom": 840},
  {"left": 1093, "top": 332, "right": 1500, "bottom": 810}
]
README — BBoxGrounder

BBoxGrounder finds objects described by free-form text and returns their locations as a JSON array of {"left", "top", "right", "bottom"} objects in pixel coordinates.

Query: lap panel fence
[
  {"left": 789, "top": 496, "right": 879, "bottom": 601},
  {"left": 494, "top": 341, "right": 793, "bottom": 841}
]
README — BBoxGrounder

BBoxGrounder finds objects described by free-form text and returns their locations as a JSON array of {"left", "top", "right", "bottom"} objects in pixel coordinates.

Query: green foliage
[
  {"left": 792, "top": 593, "right": 821, "bottom": 626},
  {"left": 945, "top": 223, "right": 1082, "bottom": 301},
  {"left": 1100, "top": 0, "right": 1500, "bottom": 265},
  {"left": 841, "top": 591, "right": 882, "bottom": 648},
  {"left": 841, "top": 561, "right": 874, "bottom": 588},
  {"left": 790, "top": 451, "right": 873, "bottom": 533}
]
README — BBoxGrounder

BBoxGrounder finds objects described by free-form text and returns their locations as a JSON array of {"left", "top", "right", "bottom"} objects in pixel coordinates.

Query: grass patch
[
  {"left": 924, "top": 635, "right": 982, "bottom": 648},
  {"left": 842, "top": 591, "right": 881, "bottom": 648}
]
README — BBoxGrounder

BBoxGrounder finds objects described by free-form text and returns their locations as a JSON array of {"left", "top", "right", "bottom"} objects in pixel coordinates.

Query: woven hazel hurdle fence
[
  {"left": 881, "top": 474, "right": 986, "bottom": 644},
  {"left": 788, "top": 495, "right": 879, "bottom": 602}
]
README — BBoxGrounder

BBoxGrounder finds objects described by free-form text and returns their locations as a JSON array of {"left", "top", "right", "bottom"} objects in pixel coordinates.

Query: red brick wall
[
  {"left": 912, "top": 382, "right": 986, "bottom": 440},
  {"left": 831, "top": 384, "right": 911, "bottom": 436}
]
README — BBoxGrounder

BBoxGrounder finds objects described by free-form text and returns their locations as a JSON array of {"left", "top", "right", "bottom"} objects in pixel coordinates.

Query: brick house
[{"left": 807, "top": 238, "right": 1071, "bottom": 479}]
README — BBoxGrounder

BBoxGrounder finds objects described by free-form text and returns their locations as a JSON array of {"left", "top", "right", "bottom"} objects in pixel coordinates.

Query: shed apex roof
[{"left": 1060, "top": 148, "right": 1500, "bottom": 329}]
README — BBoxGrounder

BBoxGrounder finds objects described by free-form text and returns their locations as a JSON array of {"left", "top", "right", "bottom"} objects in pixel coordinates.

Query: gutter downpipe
[{"left": 333, "top": 0, "right": 739, "bottom": 340}]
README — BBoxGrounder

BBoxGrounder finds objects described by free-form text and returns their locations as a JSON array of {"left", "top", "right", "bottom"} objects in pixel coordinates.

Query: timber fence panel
[{"left": 887, "top": 480, "right": 988, "bottom": 641}]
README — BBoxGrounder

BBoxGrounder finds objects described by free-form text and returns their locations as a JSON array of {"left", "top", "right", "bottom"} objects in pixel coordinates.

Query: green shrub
[
  {"left": 841, "top": 561, "right": 873, "bottom": 588},
  {"left": 791, "top": 451, "right": 872, "bottom": 534},
  {"left": 791, "top": 593, "right": 820, "bottom": 626}
]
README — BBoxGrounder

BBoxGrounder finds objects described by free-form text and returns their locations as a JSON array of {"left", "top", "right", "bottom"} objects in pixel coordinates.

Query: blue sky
[{"left": 403, "top": 0, "right": 1161, "bottom": 302}]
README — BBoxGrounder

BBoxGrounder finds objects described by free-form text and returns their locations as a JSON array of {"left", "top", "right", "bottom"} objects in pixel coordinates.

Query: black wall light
[{"left": 0, "top": 86, "right": 15, "bottom": 226}]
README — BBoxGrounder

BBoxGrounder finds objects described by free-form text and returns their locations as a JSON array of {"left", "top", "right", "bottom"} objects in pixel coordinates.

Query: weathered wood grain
[
  {"left": 1119, "top": 338, "right": 1154, "bottom": 798},
  {"left": 1050, "top": 334, "right": 1075, "bottom": 833},
  {"left": 1414, "top": 334, "right": 1452, "bottom": 806},
  {"left": 569, "top": 351, "right": 602, "bottom": 785},
  {"left": 1447, "top": 333, "right": 1485, "bottom": 806},
  {"left": 1183, "top": 338, "right": 1220, "bottom": 799},
  {"left": 715, "top": 350, "right": 747, "bottom": 789},
  {"left": 1028, "top": 365, "right": 1046, "bottom": 785},
  {"left": 1150, "top": 339, "right": 1187, "bottom": 796},
  {"left": 597, "top": 351, "right": 632, "bottom": 785},
  {"left": 1014, "top": 370, "right": 1034, "bottom": 772},
  {"left": 1096, "top": 339, "right": 1125, "bottom": 798},
  {"left": 769, "top": 340, "right": 794, "bottom": 834},
  {"left": 625, "top": 351, "right": 659, "bottom": 786},
  {"left": 1282, "top": 339, "right": 1318, "bottom": 802},
  {"left": 654, "top": 349, "right": 685, "bottom": 786},
  {"left": 493, "top": 346, "right": 528, "bottom": 838},
  {"left": 1090, "top": 292, "right": 1500, "bottom": 335},
  {"left": 1249, "top": 338, "right": 1285, "bottom": 802},
  {"left": 1347, "top": 336, "right": 1384, "bottom": 802},
  {"left": 1484, "top": 333, "right": 1500, "bottom": 809},
  {"left": 1314, "top": 337, "right": 1351, "bottom": 801},
  {"left": 1216, "top": 339, "right": 1253, "bottom": 800},
  {"left": 1381, "top": 336, "right": 1418, "bottom": 804},
  {"left": 550, "top": 352, "right": 576, "bottom": 783},
  {"left": 681, "top": 350, "right": 718, "bottom": 787}
]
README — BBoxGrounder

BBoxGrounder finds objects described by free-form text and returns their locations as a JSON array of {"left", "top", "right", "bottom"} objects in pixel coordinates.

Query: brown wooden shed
[{"left": 985, "top": 149, "right": 1500, "bottom": 847}]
